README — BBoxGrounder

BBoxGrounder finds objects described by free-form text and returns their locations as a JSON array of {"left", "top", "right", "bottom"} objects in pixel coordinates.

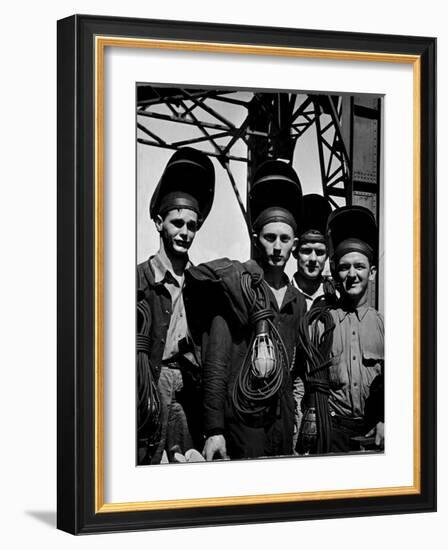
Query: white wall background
[{"left": 0, "top": 1, "right": 444, "bottom": 547}]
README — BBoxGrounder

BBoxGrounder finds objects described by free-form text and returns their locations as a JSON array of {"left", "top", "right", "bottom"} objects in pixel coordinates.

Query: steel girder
[{"left": 137, "top": 86, "right": 353, "bottom": 232}]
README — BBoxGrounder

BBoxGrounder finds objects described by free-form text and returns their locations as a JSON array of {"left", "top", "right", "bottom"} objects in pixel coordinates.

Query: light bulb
[{"left": 251, "top": 333, "right": 276, "bottom": 378}]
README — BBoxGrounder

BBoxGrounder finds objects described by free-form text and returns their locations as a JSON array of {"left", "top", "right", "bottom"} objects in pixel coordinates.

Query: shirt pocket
[
  {"left": 362, "top": 351, "right": 383, "bottom": 370},
  {"left": 361, "top": 351, "right": 383, "bottom": 396},
  {"left": 360, "top": 318, "right": 384, "bottom": 370},
  {"left": 361, "top": 351, "right": 384, "bottom": 418},
  {"left": 361, "top": 336, "right": 384, "bottom": 372}
]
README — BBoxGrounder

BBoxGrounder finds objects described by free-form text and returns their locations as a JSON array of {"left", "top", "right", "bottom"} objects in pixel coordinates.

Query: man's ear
[
  {"left": 154, "top": 214, "right": 163, "bottom": 233},
  {"left": 291, "top": 237, "right": 299, "bottom": 259},
  {"left": 291, "top": 237, "right": 299, "bottom": 256},
  {"left": 251, "top": 232, "right": 259, "bottom": 250},
  {"left": 368, "top": 264, "right": 377, "bottom": 281}
]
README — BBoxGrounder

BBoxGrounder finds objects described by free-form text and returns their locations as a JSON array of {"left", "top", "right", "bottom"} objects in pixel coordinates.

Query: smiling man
[
  {"left": 324, "top": 206, "right": 384, "bottom": 453},
  {"left": 136, "top": 147, "right": 215, "bottom": 464},
  {"left": 186, "top": 160, "right": 306, "bottom": 460}
]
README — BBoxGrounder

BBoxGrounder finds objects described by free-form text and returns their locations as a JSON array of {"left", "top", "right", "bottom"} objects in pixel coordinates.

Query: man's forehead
[
  {"left": 337, "top": 251, "right": 370, "bottom": 264},
  {"left": 299, "top": 241, "right": 327, "bottom": 250},
  {"left": 165, "top": 208, "right": 198, "bottom": 221},
  {"left": 260, "top": 221, "right": 295, "bottom": 235}
]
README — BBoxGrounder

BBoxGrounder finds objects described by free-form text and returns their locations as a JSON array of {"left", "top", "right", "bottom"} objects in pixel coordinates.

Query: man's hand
[
  {"left": 365, "top": 421, "right": 384, "bottom": 449},
  {"left": 202, "top": 435, "right": 229, "bottom": 461}
]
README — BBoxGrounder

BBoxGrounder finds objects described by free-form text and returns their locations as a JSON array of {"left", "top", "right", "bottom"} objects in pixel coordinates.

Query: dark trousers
[
  {"left": 226, "top": 393, "right": 294, "bottom": 459},
  {"left": 329, "top": 414, "right": 368, "bottom": 453}
]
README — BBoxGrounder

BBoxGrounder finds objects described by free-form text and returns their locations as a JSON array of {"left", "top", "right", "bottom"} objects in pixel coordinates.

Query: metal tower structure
[{"left": 137, "top": 86, "right": 381, "bottom": 230}]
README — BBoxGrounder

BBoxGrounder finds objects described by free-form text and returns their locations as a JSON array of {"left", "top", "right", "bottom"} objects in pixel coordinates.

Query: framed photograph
[{"left": 57, "top": 14, "right": 436, "bottom": 534}]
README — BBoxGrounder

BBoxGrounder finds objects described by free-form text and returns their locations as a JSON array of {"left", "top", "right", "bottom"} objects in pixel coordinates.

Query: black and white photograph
[{"left": 136, "top": 85, "right": 384, "bottom": 466}]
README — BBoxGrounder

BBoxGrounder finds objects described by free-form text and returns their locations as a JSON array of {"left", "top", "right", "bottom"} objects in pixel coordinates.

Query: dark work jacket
[
  {"left": 137, "top": 257, "right": 200, "bottom": 376},
  {"left": 137, "top": 257, "right": 172, "bottom": 375},
  {"left": 186, "top": 259, "right": 307, "bottom": 457}
]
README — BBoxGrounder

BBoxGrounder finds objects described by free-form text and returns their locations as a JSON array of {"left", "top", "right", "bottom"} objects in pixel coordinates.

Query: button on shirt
[
  {"left": 150, "top": 254, "right": 189, "bottom": 361},
  {"left": 325, "top": 304, "right": 384, "bottom": 419}
]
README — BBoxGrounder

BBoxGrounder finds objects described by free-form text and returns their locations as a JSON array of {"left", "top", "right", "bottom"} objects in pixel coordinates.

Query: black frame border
[{"left": 57, "top": 14, "right": 436, "bottom": 534}]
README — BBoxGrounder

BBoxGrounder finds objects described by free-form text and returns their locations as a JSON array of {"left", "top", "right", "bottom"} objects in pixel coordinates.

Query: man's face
[
  {"left": 336, "top": 251, "right": 376, "bottom": 302},
  {"left": 296, "top": 241, "right": 327, "bottom": 280},
  {"left": 255, "top": 222, "right": 297, "bottom": 269},
  {"left": 155, "top": 208, "right": 199, "bottom": 257}
]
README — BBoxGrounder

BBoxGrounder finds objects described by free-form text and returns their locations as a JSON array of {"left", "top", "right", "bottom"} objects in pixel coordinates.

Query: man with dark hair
[
  {"left": 186, "top": 160, "right": 306, "bottom": 460},
  {"left": 300, "top": 206, "right": 384, "bottom": 454},
  {"left": 292, "top": 194, "right": 335, "bottom": 310},
  {"left": 137, "top": 147, "right": 215, "bottom": 464}
]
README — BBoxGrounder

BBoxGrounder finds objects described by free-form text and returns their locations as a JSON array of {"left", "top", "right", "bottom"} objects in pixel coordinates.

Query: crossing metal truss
[
  {"left": 312, "top": 95, "right": 352, "bottom": 208},
  {"left": 137, "top": 87, "right": 352, "bottom": 230}
]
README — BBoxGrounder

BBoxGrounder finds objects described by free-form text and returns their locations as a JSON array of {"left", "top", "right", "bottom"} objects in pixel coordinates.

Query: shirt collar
[
  {"left": 337, "top": 301, "right": 370, "bottom": 322},
  {"left": 150, "top": 253, "right": 190, "bottom": 286},
  {"left": 292, "top": 276, "right": 324, "bottom": 301},
  {"left": 281, "top": 282, "right": 301, "bottom": 310},
  {"left": 266, "top": 275, "right": 298, "bottom": 311}
]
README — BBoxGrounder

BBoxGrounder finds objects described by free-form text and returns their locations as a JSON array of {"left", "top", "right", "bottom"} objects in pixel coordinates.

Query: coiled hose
[
  {"left": 297, "top": 302, "right": 335, "bottom": 454},
  {"left": 231, "top": 272, "right": 290, "bottom": 421},
  {"left": 137, "top": 296, "right": 161, "bottom": 452}
]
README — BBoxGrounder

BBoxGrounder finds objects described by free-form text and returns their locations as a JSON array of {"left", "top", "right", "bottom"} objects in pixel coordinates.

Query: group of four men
[{"left": 137, "top": 147, "right": 384, "bottom": 465}]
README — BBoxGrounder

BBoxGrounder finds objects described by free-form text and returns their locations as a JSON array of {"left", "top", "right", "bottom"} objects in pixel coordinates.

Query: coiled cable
[
  {"left": 137, "top": 296, "right": 161, "bottom": 452},
  {"left": 231, "top": 272, "right": 290, "bottom": 422},
  {"left": 296, "top": 302, "right": 335, "bottom": 454}
]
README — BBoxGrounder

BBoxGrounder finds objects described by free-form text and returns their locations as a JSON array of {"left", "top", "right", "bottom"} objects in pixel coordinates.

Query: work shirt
[
  {"left": 326, "top": 303, "right": 384, "bottom": 419},
  {"left": 150, "top": 254, "right": 189, "bottom": 360},
  {"left": 137, "top": 254, "right": 197, "bottom": 372},
  {"left": 292, "top": 277, "right": 325, "bottom": 311}
]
